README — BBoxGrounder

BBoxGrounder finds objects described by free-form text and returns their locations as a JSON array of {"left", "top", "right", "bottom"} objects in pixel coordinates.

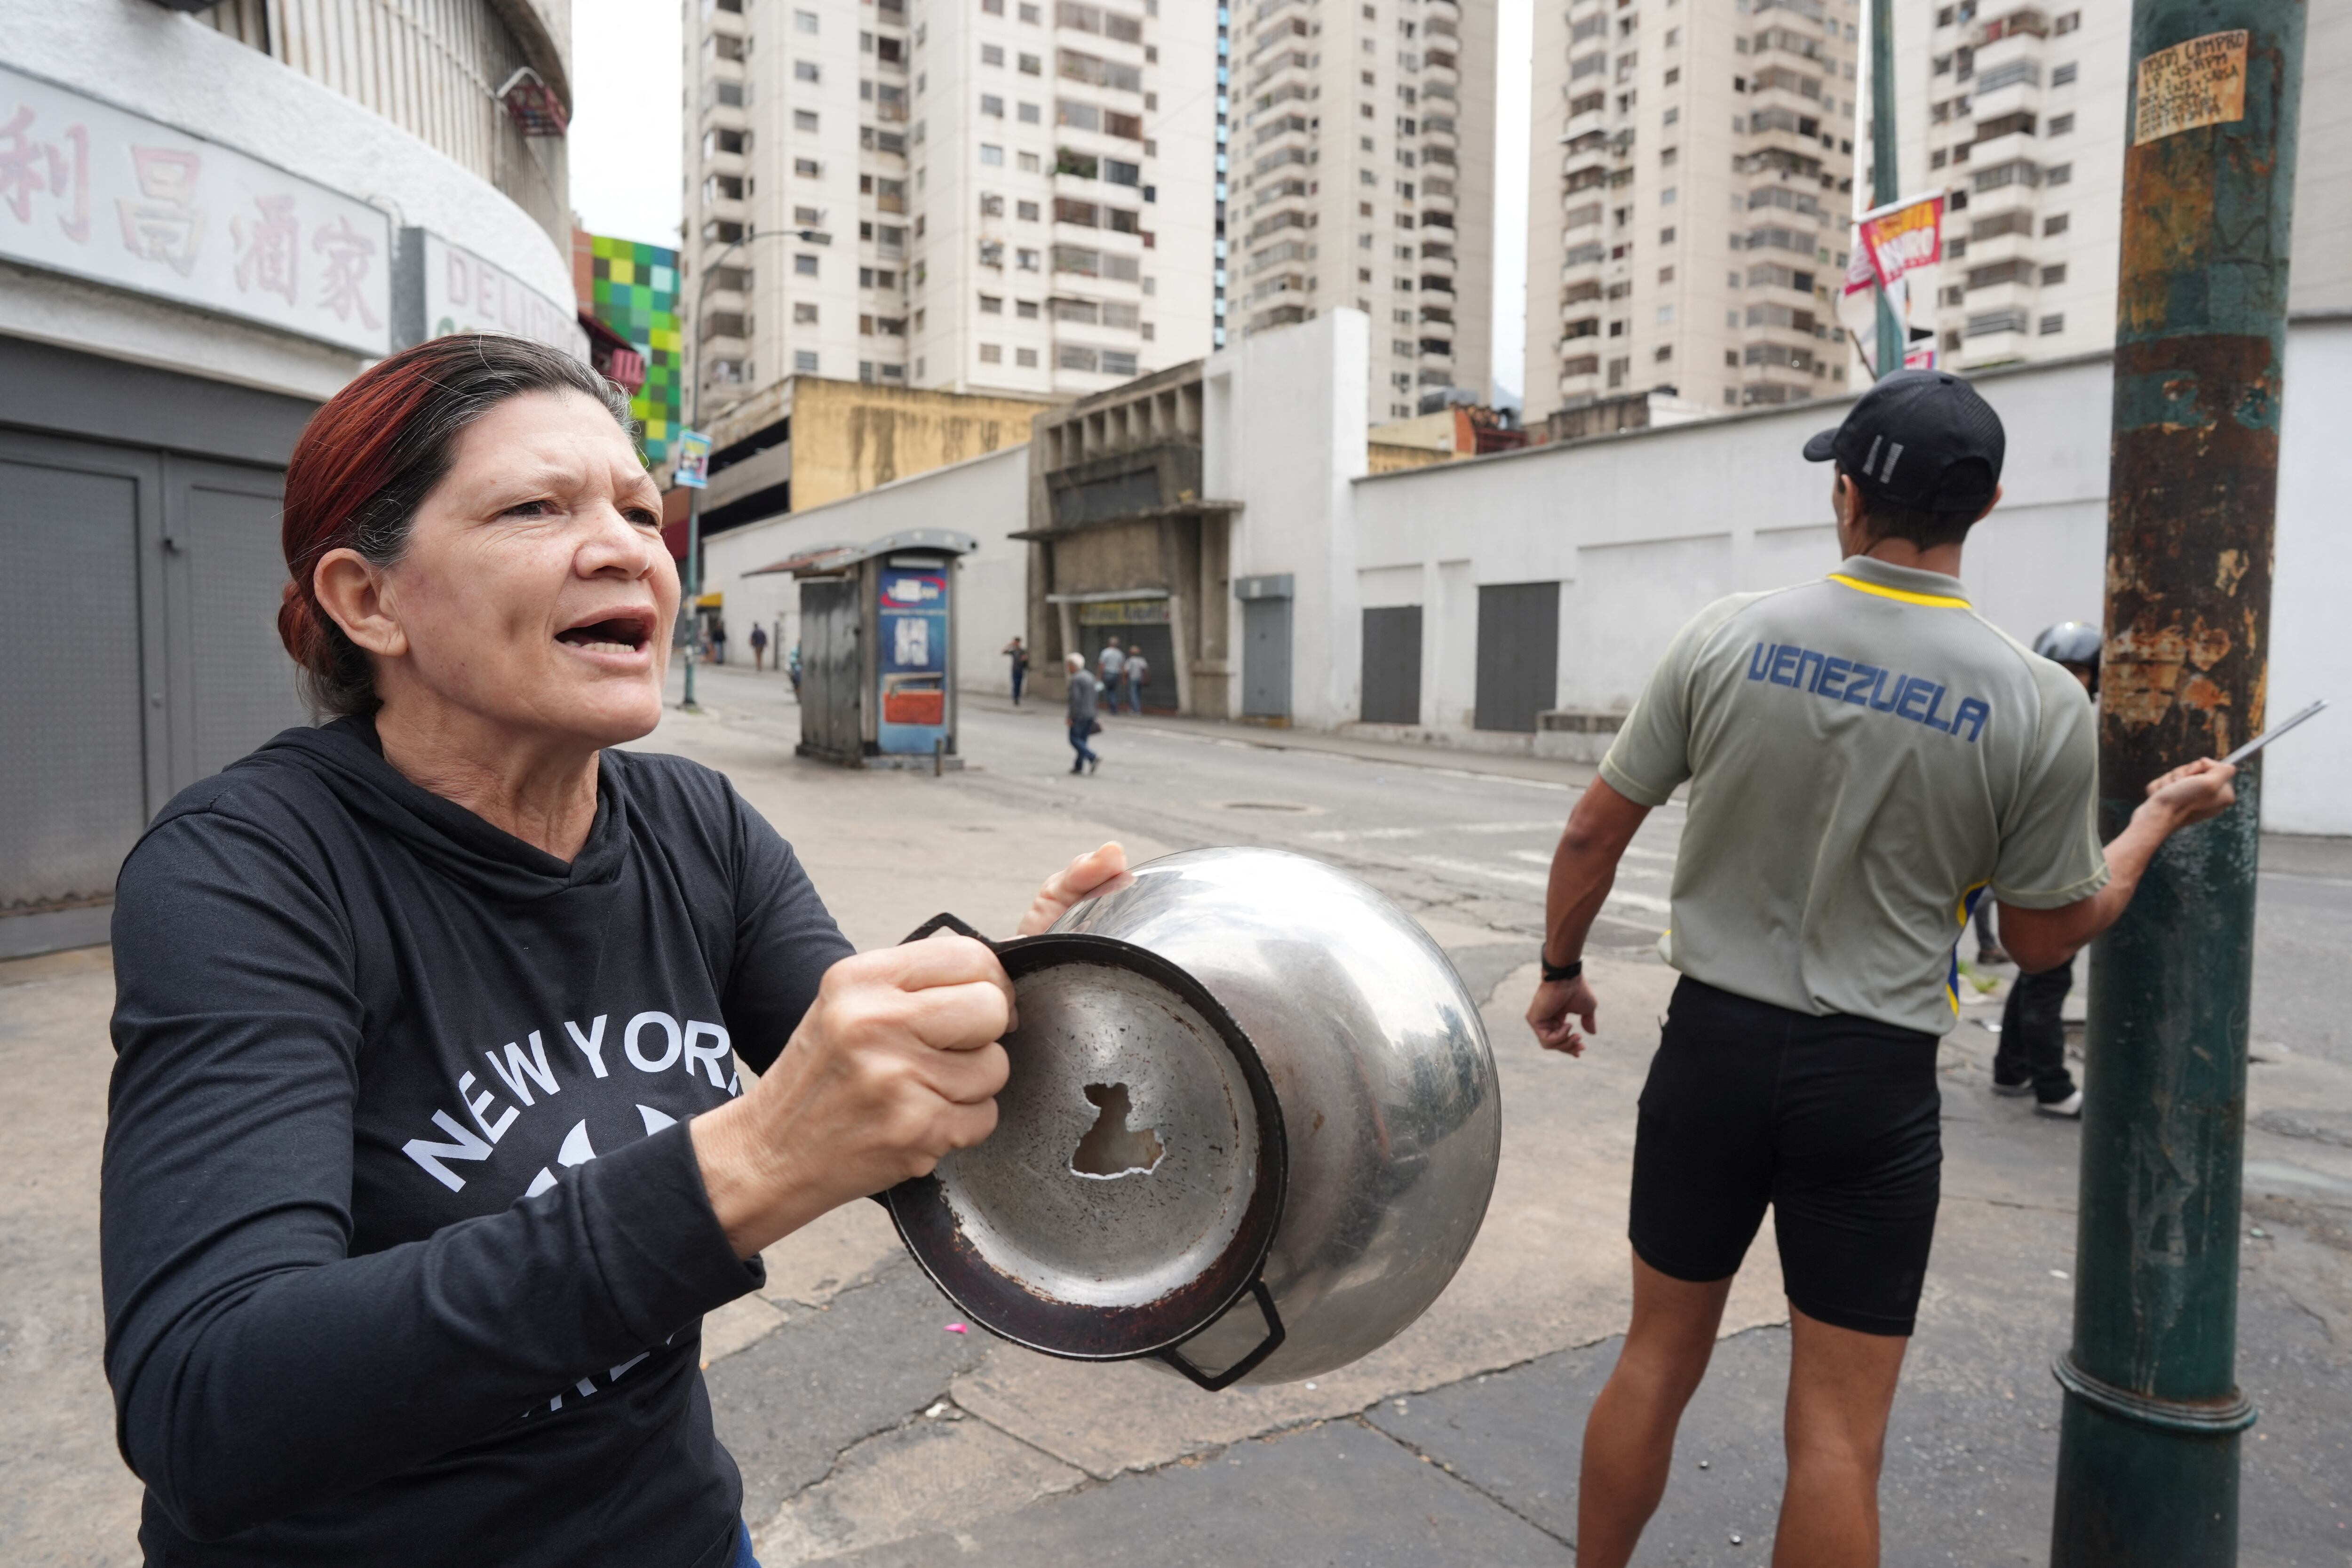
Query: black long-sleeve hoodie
[{"left": 102, "top": 717, "right": 855, "bottom": 1567}]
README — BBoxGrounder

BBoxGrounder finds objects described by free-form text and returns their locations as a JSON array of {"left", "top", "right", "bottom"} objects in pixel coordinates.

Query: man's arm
[
  {"left": 1526, "top": 778, "right": 1653, "bottom": 1056},
  {"left": 1996, "top": 758, "right": 2238, "bottom": 972}
]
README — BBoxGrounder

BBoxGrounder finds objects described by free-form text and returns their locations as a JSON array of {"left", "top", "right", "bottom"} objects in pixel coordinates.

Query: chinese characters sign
[
  {"left": 0, "top": 64, "right": 390, "bottom": 355},
  {"left": 2133, "top": 30, "right": 2249, "bottom": 146}
]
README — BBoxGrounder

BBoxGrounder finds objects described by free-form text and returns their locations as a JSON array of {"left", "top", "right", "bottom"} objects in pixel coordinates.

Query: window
[
  {"left": 980, "top": 343, "right": 1003, "bottom": 362},
  {"left": 794, "top": 253, "right": 819, "bottom": 275},
  {"left": 985, "top": 0, "right": 1004, "bottom": 10},
  {"left": 1019, "top": 101, "right": 1041, "bottom": 122},
  {"left": 705, "top": 127, "right": 749, "bottom": 156},
  {"left": 1017, "top": 346, "right": 1040, "bottom": 366},
  {"left": 795, "top": 350, "right": 820, "bottom": 372},
  {"left": 2039, "top": 313, "right": 2066, "bottom": 335},
  {"left": 794, "top": 205, "right": 822, "bottom": 225},
  {"left": 2051, "top": 62, "right": 2078, "bottom": 86},
  {"left": 1020, "top": 52, "right": 1042, "bottom": 73},
  {"left": 980, "top": 239, "right": 1005, "bottom": 266},
  {"left": 2044, "top": 213, "right": 2070, "bottom": 237},
  {"left": 980, "top": 294, "right": 1004, "bottom": 313},
  {"left": 2054, "top": 10, "right": 2080, "bottom": 32},
  {"left": 793, "top": 302, "right": 819, "bottom": 324},
  {"left": 1019, "top": 150, "right": 1041, "bottom": 171},
  {"left": 1966, "top": 308, "right": 2028, "bottom": 336},
  {"left": 704, "top": 175, "right": 744, "bottom": 202},
  {"left": 2046, "top": 163, "right": 2072, "bottom": 184},
  {"left": 794, "top": 109, "right": 819, "bottom": 132},
  {"left": 795, "top": 157, "right": 822, "bottom": 177},
  {"left": 1660, "top": 226, "right": 1676, "bottom": 244},
  {"left": 1017, "top": 299, "right": 1040, "bottom": 318},
  {"left": 1974, "top": 59, "right": 2038, "bottom": 92},
  {"left": 1661, "top": 187, "right": 1677, "bottom": 206},
  {"left": 980, "top": 192, "right": 1005, "bottom": 216},
  {"left": 2048, "top": 112, "right": 2074, "bottom": 135},
  {"left": 982, "top": 94, "right": 1006, "bottom": 116},
  {"left": 982, "top": 43, "right": 1005, "bottom": 65},
  {"left": 2042, "top": 263, "right": 2068, "bottom": 286},
  {"left": 1020, "top": 1, "right": 1040, "bottom": 19},
  {"left": 981, "top": 143, "right": 1005, "bottom": 164},
  {"left": 796, "top": 60, "right": 821, "bottom": 82},
  {"left": 1018, "top": 248, "right": 1043, "bottom": 270},
  {"left": 1017, "top": 199, "right": 1041, "bottom": 220},
  {"left": 1103, "top": 350, "right": 1138, "bottom": 376},
  {"left": 794, "top": 7, "right": 818, "bottom": 29}
]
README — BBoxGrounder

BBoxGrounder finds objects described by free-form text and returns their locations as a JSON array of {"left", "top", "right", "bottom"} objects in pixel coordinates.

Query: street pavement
[{"left": 2, "top": 661, "right": 2347, "bottom": 1565}]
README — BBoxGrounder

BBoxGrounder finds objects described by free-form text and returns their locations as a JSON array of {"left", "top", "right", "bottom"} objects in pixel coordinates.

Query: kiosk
[{"left": 758, "top": 529, "right": 979, "bottom": 769}]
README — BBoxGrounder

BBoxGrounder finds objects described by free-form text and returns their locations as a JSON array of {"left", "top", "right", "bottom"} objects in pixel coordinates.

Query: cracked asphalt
[{"left": 3, "top": 663, "right": 2346, "bottom": 1566}]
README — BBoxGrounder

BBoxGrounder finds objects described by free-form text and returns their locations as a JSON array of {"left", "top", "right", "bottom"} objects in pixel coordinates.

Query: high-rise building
[
  {"left": 683, "top": 0, "right": 1218, "bottom": 414},
  {"left": 1230, "top": 0, "right": 1499, "bottom": 420},
  {"left": 1523, "top": 0, "right": 1862, "bottom": 423},
  {"left": 1871, "top": 0, "right": 2352, "bottom": 374}
]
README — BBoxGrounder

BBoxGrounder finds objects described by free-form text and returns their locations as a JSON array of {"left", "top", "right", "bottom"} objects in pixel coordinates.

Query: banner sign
[
  {"left": 0, "top": 64, "right": 391, "bottom": 355},
  {"left": 673, "top": 429, "right": 712, "bottom": 489},
  {"left": 1838, "top": 191, "right": 1946, "bottom": 377}
]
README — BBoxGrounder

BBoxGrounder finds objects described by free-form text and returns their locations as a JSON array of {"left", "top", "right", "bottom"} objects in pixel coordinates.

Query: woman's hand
[
  {"left": 1017, "top": 842, "right": 1129, "bottom": 936},
  {"left": 691, "top": 932, "right": 1016, "bottom": 1258}
]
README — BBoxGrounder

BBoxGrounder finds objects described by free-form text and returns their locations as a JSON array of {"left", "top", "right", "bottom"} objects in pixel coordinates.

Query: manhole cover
[{"left": 1211, "top": 800, "right": 1326, "bottom": 815}]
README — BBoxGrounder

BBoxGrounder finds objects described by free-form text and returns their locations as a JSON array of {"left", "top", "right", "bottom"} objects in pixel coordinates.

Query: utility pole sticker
[{"left": 2133, "top": 30, "right": 2248, "bottom": 146}]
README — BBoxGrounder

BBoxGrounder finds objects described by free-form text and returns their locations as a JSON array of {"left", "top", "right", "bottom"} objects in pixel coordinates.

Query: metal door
[
  {"left": 1360, "top": 605, "right": 1423, "bottom": 725},
  {"left": 1474, "top": 581, "right": 1559, "bottom": 732},
  {"left": 169, "top": 458, "right": 310, "bottom": 780},
  {"left": 1241, "top": 597, "right": 1291, "bottom": 719},
  {"left": 0, "top": 444, "right": 157, "bottom": 957},
  {"left": 797, "top": 575, "right": 862, "bottom": 759}
]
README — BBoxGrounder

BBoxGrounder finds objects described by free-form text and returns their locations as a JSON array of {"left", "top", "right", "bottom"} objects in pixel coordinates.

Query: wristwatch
[{"left": 1542, "top": 954, "right": 1583, "bottom": 984}]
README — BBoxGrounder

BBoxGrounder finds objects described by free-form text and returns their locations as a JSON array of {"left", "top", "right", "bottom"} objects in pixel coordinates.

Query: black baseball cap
[{"left": 1802, "top": 368, "right": 2005, "bottom": 514}]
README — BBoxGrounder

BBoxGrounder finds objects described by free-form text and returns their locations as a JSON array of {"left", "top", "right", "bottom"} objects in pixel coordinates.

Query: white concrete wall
[
  {"left": 1203, "top": 309, "right": 1372, "bottom": 728},
  {"left": 1349, "top": 323, "right": 2352, "bottom": 835},
  {"left": 2, "top": 0, "right": 574, "bottom": 400},
  {"left": 699, "top": 444, "right": 1033, "bottom": 697}
]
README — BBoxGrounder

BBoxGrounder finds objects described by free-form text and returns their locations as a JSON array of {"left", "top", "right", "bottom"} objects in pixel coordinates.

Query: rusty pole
[{"left": 2051, "top": 4, "right": 2306, "bottom": 1565}]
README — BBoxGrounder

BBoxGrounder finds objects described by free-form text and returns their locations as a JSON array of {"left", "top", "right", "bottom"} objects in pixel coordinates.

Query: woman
[{"left": 102, "top": 335, "right": 1122, "bottom": 1567}]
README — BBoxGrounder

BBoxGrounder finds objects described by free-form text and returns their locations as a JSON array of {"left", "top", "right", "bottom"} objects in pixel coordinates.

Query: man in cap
[{"left": 1526, "top": 371, "right": 2238, "bottom": 1568}]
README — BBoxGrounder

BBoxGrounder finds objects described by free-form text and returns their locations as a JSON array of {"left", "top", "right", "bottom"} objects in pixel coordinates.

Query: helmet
[{"left": 2033, "top": 621, "right": 2102, "bottom": 691}]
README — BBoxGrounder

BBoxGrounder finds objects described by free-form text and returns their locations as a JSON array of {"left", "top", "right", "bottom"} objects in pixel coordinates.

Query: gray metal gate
[
  {"left": 0, "top": 435, "right": 305, "bottom": 958},
  {"left": 1360, "top": 605, "right": 1423, "bottom": 725},
  {"left": 1474, "top": 581, "right": 1560, "bottom": 733},
  {"left": 1237, "top": 573, "right": 1292, "bottom": 720},
  {"left": 797, "top": 575, "right": 862, "bottom": 762}
]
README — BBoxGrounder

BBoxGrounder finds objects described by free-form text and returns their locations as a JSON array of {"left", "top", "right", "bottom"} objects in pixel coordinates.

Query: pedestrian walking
[
  {"left": 1096, "top": 637, "right": 1126, "bottom": 719},
  {"left": 1004, "top": 635, "right": 1030, "bottom": 706},
  {"left": 1526, "top": 370, "right": 2237, "bottom": 1568},
  {"left": 97, "top": 334, "right": 1133, "bottom": 1568},
  {"left": 1065, "top": 652, "right": 1102, "bottom": 774},
  {"left": 1121, "top": 648, "right": 1149, "bottom": 714},
  {"left": 750, "top": 621, "right": 769, "bottom": 673},
  {"left": 1990, "top": 621, "right": 2104, "bottom": 1118}
]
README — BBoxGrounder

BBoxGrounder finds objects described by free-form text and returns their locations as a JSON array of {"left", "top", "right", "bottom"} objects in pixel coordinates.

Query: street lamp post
[
  {"left": 2051, "top": 5, "right": 2307, "bottom": 1563},
  {"left": 680, "top": 225, "right": 826, "bottom": 712},
  {"left": 1867, "top": 0, "right": 1904, "bottom": 379}
]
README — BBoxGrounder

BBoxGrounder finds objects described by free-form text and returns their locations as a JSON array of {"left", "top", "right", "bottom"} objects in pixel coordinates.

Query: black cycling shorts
[{"left": 1629, "top": 976, "right": 1943, "bottom": 1337}]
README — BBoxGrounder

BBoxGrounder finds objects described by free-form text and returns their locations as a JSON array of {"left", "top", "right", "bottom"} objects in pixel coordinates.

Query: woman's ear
[{"left": 312, "top": 548, "right": 409, "bottom": 660}]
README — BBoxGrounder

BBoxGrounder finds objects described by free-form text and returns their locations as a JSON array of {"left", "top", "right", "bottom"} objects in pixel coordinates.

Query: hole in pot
[{"left": 1071, "top": 1082, "right": 1165, "bottom": 1178}]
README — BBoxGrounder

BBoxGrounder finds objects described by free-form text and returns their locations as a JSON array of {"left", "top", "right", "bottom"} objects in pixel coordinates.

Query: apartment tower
[
  {"left": 1524, "top": 0, "right": 1862, "bottom": 423},
  {"left": 685, "top": 0, "right": 1218, "bottom": 409},
  {"left": 1232, "top": 0, "right": 1500, "bottom": 420}
]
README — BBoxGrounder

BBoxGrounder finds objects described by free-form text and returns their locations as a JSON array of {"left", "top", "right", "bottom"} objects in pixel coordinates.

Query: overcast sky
[
  {"left": 565, "top": 0, "right": 1532, "bottom": 401},
  {"left": 568, "top": 0, "right": 685, "bottom": 249}
]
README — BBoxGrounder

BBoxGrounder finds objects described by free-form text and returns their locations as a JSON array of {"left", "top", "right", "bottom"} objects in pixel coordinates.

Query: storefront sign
[
  {"left": 1077, "top": 598, "right": 1172, "bottom": 627},
  {"left": 395, "top": 227, "right": 588, "bottom": 360},
  {"left": 0, "top": 64, "right": 391, "bottom": 355}
]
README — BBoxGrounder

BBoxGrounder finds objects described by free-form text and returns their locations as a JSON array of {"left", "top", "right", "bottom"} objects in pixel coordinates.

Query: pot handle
[
  {"left": 902, "top": 911, "right": 1000, "bottom": 950},
  {"left": 1153, "top": 1280, "right": 1287, "bottom": 1393}
]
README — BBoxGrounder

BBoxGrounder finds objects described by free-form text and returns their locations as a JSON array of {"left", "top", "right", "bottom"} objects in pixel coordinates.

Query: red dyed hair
[{"left": 276, "top": 334, "right": 629, "bottom": 715}]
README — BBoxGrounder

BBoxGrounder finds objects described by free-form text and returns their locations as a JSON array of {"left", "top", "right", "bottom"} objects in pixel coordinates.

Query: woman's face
[{"left": 363, "top": 390, "right": 676, "bottom": 748}]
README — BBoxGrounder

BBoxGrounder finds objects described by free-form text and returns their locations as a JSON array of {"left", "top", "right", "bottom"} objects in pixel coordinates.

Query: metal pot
[{"left": 886, "top": 847, "right": 1501, "bottom": 1388}]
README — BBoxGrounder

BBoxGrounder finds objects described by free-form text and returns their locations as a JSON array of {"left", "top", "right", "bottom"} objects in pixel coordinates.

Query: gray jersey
[{"left": 1600, "top": 554, "right": 2107, "bottom": 1036}]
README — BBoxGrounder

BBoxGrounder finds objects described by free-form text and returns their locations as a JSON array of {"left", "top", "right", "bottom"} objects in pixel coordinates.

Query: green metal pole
[
  {"left": 1868, "top": 0, "right": 1903, "bottom": 378},
  {"left": 2051, "top": 5, "right": 2305, "bottom": 1564},
  {"left": 683, "top": 484, "right": 703, "bottom": 712}
]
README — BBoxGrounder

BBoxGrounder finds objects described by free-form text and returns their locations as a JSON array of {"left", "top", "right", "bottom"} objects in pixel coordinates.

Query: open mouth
[{"left": 556, "top": 610, "right": 654, "bottom": 657}]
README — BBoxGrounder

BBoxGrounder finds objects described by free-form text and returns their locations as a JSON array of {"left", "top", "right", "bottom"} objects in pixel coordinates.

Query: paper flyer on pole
[
  {"left": 674, "top": 430, "right": 712, "bottom": 489},
  {"left": 1840, "top": 191, "right": 1947, "bottom": 375}
]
